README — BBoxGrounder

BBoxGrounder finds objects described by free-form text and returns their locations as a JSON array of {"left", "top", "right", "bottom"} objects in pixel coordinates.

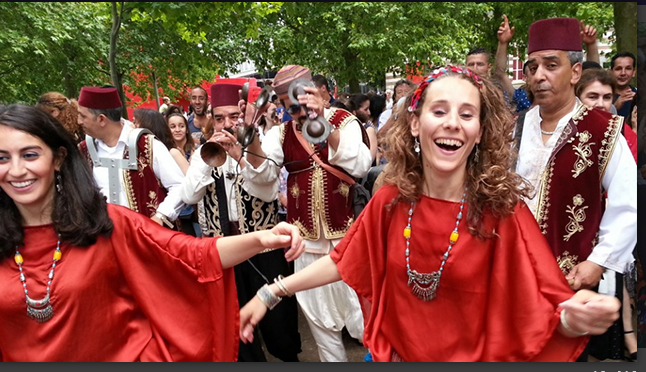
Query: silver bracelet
[
  {"left": 257, "top": 283, "right": 282, "bottom": 310},
  {"left": 560, "top": 309, "right": 589, "bottom": 336},
  {"left": 274, "top": 275, "right": 293, "bottom": 297}
]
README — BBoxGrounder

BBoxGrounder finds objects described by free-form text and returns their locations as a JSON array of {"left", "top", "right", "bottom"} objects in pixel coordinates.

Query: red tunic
[
  {"left": 0, "top": 204, "right": 239, "bottom": 362},
  {"left": 329, "top": 185, "right": 588, "bottom": 362}
]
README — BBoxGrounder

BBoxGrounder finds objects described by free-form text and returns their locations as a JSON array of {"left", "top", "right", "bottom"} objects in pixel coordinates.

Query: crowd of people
[{"left": 0, "top": 15, "right": 641, "bottom": 363}]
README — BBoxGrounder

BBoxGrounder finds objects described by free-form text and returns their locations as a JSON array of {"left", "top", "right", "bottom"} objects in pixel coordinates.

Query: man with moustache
[
  {"left": 240, "top": 65, "right": 372, "bottom": 362},
  {"left": 181, "top": 83, "right": 301, "bottom": 362},
  {"left": 514, "top": 18, "right": 636, "bottom": 362}
]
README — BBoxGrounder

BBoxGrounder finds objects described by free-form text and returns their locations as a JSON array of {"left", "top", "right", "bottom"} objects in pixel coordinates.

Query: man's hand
[
  {"left": 151, "top": 215, "right": 164, "bottom": 226},
  {"left": 614, "top": 88, "right": 636, "bottom": 111},
  {"left": 497, "top": 14, "right": 514, "bottom": 44},
  {"left": 299, "top": 86, "right": 325, "bottom": 118},
  {"left": 566, "top": 260, "right": 605, "bottom": 290},
  {"left": 209, "top": 129, "right": 242, "bottom": 161},
  {"left": 580, "top": 21, "right": 598, "bottom": 46}
]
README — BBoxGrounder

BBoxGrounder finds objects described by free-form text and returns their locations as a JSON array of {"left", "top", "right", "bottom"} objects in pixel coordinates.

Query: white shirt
[
  {"left": 181, "top": 145, "right": 278, "bottom": 223},
  {"left": 517, "top": 103, "right": 637, "bottom": 273},
  {"left": 243, "top": 109, "right": 372, "bottom": 253},
  {"left": 91, "top": 124, "right": 186, "bottom": 220}
]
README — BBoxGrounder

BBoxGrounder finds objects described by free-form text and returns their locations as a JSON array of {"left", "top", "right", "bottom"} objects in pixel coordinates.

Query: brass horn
[
  {"left": 288, "top": 78, "right": 332, "bottom": 144},
  {"left": 200, "top": 141, "right": 228, "bottom": 168}
]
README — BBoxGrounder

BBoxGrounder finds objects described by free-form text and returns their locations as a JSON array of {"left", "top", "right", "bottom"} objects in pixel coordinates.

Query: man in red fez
[
  {"left": 77, "top": 86, "right": 186, "bottom": 228},
  {"left": 514, "top": 18, "right": 636, "bottom": 362},
  {"left": 239, "top": 65, "right": 372, "bottom": 362},
  {"left": 181, "top": 83, "right": 302, "bottom": 362}
]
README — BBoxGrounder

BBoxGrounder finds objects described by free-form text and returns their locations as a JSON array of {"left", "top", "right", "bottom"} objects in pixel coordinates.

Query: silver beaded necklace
[
  {"left": 404, "top": 189, "right": 466, "bottom": 301},
  {"left": 14, "top": 235, "right": 62, "bottom": 323}
]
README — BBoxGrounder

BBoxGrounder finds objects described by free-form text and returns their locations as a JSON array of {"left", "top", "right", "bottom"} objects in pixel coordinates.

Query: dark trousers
[{"left": 234, "top": 249, "right": 301, "bottom": 362}]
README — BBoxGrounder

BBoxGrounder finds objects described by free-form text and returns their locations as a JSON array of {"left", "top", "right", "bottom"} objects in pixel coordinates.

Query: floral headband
[{"left": 408, "top": 65, "right": 483, "bottom": 113}]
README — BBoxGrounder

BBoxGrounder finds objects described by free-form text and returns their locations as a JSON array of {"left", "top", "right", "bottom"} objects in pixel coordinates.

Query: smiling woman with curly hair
[{"left": 238, "top": 65, "right": 621, "bottom": 362}]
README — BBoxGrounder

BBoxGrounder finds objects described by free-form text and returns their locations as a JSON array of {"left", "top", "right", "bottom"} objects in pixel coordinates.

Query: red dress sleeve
[
  {"left": 109, "top": 204, "right": 239, "bottom": 362},
  {"left": 482, "top": 202, "right": 589, "bottom": 361}
]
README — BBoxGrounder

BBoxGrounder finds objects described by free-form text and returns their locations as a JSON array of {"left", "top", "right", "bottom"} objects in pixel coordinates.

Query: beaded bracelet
[
  {"left": 560, "top": 309, "right": 589, "bottom": 336},
  {"left": 257, "top": 283, "right": 282, "bottom": 310},
  {"left": 274, "top": 275, "right": 294, "bottom": 297}
]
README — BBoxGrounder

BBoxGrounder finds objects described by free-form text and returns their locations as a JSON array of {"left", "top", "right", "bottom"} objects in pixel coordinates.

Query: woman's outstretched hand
[
  {"left": 260, "top": 222, "right": 305, "bottom": 262},
  {"left": 239, "top": 295, "right": 269, "bottom": 344}
]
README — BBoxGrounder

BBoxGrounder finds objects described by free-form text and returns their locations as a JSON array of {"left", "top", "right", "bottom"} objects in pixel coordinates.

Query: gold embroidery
[
  {"left": 122, "top": 169, "right": 139, "bottom": 213},
  {"left": 563, "top": 194, "right": 588, "bottom": 241},
  {"left": 571, "top": 131, "right": 595, "bottom": 178},
  {"left": 556, "top": 250, "right": 579, "bottom": 276},
  {"left": 290, "top": 183, "right": 305, "bottom": 209},
  {"left": 598, "top": 114, "right": 622, "bottom": 179},
  {"left": 333, "top": 181, "right": 351, "bottom": 203},
  {"left": 146, "top": 191, "right": 159, "bottom": 217}
]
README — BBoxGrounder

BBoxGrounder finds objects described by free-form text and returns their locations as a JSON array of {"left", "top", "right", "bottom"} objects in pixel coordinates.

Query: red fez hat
[
  {"left": 78, "top": 86, "right": 122, "bottom": 110},
  {"left": 273, "top": 65, "right": 311, "bottom": 96},
  {"left": 528, "top": 18, "right": 582, "bottom": 55},
  {"left": 210, "top": 83, "right": 241, "bottom": 108},
  {"left": 248, "top": 86, "right": 263, "bottom": 104}
]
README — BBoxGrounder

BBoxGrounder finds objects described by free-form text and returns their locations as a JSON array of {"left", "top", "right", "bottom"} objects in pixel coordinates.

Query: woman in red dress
[
  {"left": 239, "top": 66, "right": 621, "bottom": 362},
  {"left": 0, "top": 104, "right": 304, "bottom": 362}
]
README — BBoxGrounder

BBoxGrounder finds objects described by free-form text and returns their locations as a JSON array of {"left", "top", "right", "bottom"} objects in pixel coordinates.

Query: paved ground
[{"left": 262, "top": 305, "right": 368, "bottom": 362}]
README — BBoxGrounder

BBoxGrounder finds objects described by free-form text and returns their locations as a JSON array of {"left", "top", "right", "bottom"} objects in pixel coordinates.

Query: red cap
[
  {"left": 78, "top": 86, "right": 122, "bottom": 110},
  {"left": 210, "top": 83, "right": 242, "bottom": 108},
  {"left": 528, "top": 18, "right": 582, "bottom": 55},
  {"left": 248, "top": 86, "right": 263, "bottom": 104}
]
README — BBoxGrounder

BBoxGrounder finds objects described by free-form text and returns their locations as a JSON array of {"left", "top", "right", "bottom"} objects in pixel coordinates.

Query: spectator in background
[
  {"left": 36, "top": 92, "right": 84, "bottom": 143},
  {"left": 610, "top": 52, "right": 637, "bottom": 120},
  {"left": 158, "top": 96, "right": 170, "bottom": 114},
  {"left": 312, "top": 74, "right": 336, "bottom": 109}
]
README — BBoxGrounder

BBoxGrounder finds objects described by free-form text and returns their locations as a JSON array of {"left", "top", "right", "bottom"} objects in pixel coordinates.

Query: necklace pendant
[
  {"left": 407, "top": 270, "right": 440, "bottom": 301},
  {"left": 27, "top": 304, "right": 54, "bottom": 323}
]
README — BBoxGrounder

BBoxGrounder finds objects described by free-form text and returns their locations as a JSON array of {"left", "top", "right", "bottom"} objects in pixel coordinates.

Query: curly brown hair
[
  {"left": 36, "top": 92, "right": 84, "bottom": 143},
  {"left": 382, "top": 71, "right": 531, "bottom": 238}
]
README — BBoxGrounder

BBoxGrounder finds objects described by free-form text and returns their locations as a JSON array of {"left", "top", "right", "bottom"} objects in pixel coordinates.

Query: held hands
[
  {"left": 579, "top": 21, "right": 598, "bottom": 46},
  {"left": 497, "top": 14, "right": 515, "bottom": 44},
  {"left": 239, "top": 294, "right": 269, "bottom": 344},
  {"left": 566, "top": 260, "right": 604, "bottom": 290},
  {"left": 260, "top": 222, "right": 305, "bottom": 262},
  {"left": 559, "top": 289, "right": 620, "bottom": 336}
]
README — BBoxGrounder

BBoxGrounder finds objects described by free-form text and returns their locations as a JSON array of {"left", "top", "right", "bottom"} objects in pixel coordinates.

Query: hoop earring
[
  {"left": 414, "top": 137, "right": 421, "bottom": 154},
  {"left": 56, "top": 172, "right": 63, "bottom": 194}
]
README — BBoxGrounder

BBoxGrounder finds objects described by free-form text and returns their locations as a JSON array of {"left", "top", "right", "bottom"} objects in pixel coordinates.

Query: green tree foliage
[{"left": 0, "top": 2, "right": 109, "bottom": 104}]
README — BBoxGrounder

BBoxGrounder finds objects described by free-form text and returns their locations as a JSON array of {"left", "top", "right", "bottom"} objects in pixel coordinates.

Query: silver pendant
[
  {"left": 27, "top": 304, "right": 54, "bottom": 323},
  {"left": 25, "top": 293, "right": 54, "bottom": 322},
  {"left": 407, "top": 270, "right": 440, "bottom": 301}
]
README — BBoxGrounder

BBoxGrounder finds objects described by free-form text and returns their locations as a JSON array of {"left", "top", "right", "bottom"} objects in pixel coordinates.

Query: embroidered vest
[
  {"left": 281, "top": 107, "right": 369, "bottom": 240},
  {"left": 79, "top": 134, "right": 168, "bottom": 218},
  {"left": 521, "top": 105, "right": 623, "bottom": 275},
  {"left": 202, "top": 165, "right": 279, "bottom": 238}
]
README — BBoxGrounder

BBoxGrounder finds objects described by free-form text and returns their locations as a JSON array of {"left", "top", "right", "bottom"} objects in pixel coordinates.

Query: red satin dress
[
  {"left": 329, "top": 185, "right": 588, "bottom": 362},
  {"left": 0, "top": 204, "right": 239, "bottom": 362}
]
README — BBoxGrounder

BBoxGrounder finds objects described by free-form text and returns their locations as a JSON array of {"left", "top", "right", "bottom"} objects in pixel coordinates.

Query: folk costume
[
  {"left": 0, "top": 204, "right": 238, "bottom": 362},
  {"left": 515, "top": 18, "right": 637, "bottom": 361},
  {"left": 328, "top": 185, "right": 589, "bottom": 362},
  {"left": 77, "top": 87, "right": 185, "bottom": 227},
  {"left": 181, "top": 83, "right": 301, "bottom": 362},
  {"left": 245, "top": 65, "right": 372, "bottom": 361}
]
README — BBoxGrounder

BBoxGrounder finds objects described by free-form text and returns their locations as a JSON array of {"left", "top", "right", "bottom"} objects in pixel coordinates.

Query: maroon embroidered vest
[
  {"left": 281, "top": 107, "right": 369, "bottom": 240},
  {"left": 531, "top": 105, "right": 623, "bottom": 275},
  {"left": 79, "top": 134, "right": 168, "bottom": 218}
]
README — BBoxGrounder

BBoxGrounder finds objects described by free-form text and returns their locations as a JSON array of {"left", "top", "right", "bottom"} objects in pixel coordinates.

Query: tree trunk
[
  {"left": 110, "top": 2, "right": 128, "bottom": 120},
  {"left": 614, "top": 2, "right": 637, "bottom": 64},
  {"left": 152, "top": 72, "right": 160, "bottom": 111}
]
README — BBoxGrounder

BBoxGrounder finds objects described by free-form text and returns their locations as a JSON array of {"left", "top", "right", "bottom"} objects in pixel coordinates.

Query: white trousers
[{"left": 295, "top": 251, "right": 364, "bottom": 362}]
